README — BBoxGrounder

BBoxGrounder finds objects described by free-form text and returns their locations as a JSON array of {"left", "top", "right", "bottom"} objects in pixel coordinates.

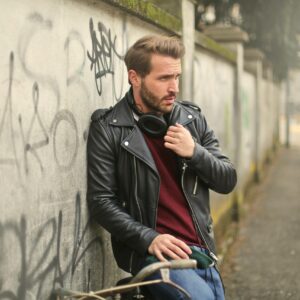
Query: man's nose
[{"left": 168, "top": 78, "right": 179, "bottom": 93}]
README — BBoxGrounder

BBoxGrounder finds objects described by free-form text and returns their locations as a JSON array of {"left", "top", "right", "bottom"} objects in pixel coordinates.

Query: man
[{"left": 87, "top": 35, "right": 237, "bottom": 300}]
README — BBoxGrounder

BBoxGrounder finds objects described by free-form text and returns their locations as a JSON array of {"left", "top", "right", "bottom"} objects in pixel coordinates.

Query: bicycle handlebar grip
[
  {"left": 130, "top": 259, "right": 197, "bottom": 284},
  {"left": 168, "top": 259, "right": 197, "bottom": 269}
]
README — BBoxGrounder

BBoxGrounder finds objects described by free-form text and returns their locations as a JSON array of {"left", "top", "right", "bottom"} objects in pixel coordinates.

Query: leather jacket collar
[{"left": 108, "top": 89, "right": 198, "bottom": 128}]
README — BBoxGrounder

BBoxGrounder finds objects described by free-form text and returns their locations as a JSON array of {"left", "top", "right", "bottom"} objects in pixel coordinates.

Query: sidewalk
[{"left": 221, "top": 146, "right": 300, "bottom": 300}]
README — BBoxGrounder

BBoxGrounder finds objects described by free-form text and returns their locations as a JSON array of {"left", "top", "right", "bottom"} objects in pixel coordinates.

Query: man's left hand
[{"left": 164, "top": 123, "right": 195, "bottom": 158}]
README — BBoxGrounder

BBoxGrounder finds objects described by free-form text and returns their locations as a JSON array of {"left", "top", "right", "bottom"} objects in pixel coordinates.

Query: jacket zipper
[
  {"left": 193, "top": 176, "right": 198, "bottom": 195},
  {"left": 181, "top": 162, "right": 218, "bottom": 262},
  {"left": 133, "top": 156, "right": 143, "bottom": 223},
  {"left": 153, "top": 176, "right": 160, "bottom": 231},
  {"left": 129, "top": 157, "right": 143, "bottom": 273}
]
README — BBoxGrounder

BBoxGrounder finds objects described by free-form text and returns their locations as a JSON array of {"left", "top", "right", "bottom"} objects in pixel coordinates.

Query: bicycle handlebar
[
  {"left": 54, "top": 259, "right": 197, "bottom": 299},
  {"left": 130, "top": 259, "right": 197, "bottom": 284}
]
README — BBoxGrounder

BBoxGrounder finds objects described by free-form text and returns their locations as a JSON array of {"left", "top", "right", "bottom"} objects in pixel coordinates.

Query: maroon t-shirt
[{"left": 143, "top": 134, "right": 203, "bottom": 247}]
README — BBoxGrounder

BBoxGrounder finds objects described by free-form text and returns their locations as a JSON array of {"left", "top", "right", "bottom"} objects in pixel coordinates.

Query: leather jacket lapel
[
  {"left": 169, "top": 102, "right": 197, "bottom": 126},
  {"left": 121, "top": 126, "right": 158, "bottom": 174},
  {"left": 108, "top": 91, "right": 197, "bottom": 173},
  {"left": 107, "top": 91, "right": 157, "bottom": 172}
]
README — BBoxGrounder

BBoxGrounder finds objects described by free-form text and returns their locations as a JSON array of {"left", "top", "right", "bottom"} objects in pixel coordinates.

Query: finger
[
  {"left": 164, "top": 135, "right": 178, "bottom": 143},
  {"left": 164, "top": 142, "right": 177, "bottom": 150},
  {"left": 167, "top": 129, "right": 185, "bottom": 137},
  {"left": 167, "top": 125, "right": 181, "bottom": 133},
  {"left": 155, "top": 242, "right": 188, "bottom": 260},
  {"left": 162, "top": 248, "right": 183, "bottom": 260},
  {"left": 166, "top": 245, "right": 190, "bottom": 259},
  {"left": 172, "top": 239, "right": 192, "bottom": 255},
  {"left": 154, "top": 249, "right": 168, "bottom": 262},
  {"left": 165, "top": 236, "right": 192, "bottom": 257},
  {"left": 165, "top": 130, "right": 177, "bottom": 138},
  {"left": 174, "top": 124, "right": 190, "bottom": 135}
]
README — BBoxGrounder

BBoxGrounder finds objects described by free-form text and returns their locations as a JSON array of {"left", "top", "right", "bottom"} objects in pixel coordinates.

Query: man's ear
[{"left": 128, "top": 70, "right": 141, "bottom": 87}]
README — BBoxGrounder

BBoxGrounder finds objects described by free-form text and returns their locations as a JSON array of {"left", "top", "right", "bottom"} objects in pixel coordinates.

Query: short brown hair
[{"left": 124, "top": 35, "right": 185, "bottom": 78}]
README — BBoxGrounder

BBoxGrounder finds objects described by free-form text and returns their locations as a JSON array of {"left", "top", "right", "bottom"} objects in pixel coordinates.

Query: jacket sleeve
[
  {"left": 86, "top": 120, "right": 158, "bottom": 255},
  {"left": 186, "top": 112, "right": 237, "bottom": 194}
]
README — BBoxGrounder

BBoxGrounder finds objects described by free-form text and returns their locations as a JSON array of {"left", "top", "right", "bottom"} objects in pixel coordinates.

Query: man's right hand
[{"left": 148, "top": 234, "right": 192, "bottom": 262}]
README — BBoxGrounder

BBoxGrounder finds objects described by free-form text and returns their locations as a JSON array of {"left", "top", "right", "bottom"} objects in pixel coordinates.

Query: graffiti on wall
[
  {"left": 0, "top": 10, "right": 128, "bottom": 299},
  {"left": 87, "top": 17, "right": 126, "bottom": 101},
  {"left": 0, "top": 53, "right": 80, "bottom": 183},
  {"left": 0, "top": 16, "right": 85, "bottom": 180},
  {"left": 0, "top": 13, "right": 127, "bottom": 179},
  {"left": 0, "top": 192, "right": 104, "bottom": 299}
]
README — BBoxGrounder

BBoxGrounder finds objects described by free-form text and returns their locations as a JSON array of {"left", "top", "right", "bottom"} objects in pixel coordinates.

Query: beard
[{"left": 140, "top": 80, "right": 175, "bottom": 115}]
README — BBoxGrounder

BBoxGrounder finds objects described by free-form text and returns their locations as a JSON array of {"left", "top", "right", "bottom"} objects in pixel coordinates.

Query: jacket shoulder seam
[
  {"left": 91, "top": 107, "right": 113, "bottom": 121},
  {"left": 178, "top": 101, "right": 201, "bottom": 112}
]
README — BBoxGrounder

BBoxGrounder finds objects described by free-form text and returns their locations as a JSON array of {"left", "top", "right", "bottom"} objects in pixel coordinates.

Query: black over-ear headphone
[
  {"left": 137, "top": 113, "right": 168, "bottom": 138},
  {"left": 128, "top": 95, "right": 170, "bottom": 138}
]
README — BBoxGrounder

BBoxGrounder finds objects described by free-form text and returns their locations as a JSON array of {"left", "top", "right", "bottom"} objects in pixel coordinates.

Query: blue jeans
[{"left": 144, "top": 247, "right": 225, "bottom": 300}]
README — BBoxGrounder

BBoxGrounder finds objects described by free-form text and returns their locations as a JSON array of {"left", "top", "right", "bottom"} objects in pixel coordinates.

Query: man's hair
[{"left": 124, "top": 35, "right": 185, "bottom": 78}]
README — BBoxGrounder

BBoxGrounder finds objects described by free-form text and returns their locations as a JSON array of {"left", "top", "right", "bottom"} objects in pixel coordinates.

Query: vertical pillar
[
  {"left": 266, "top": 65, "right": 276, "bottom": 150},
  {"left": 203, "top": 25, "right": 248, "bottom": 183},
  {"left": 203, "top": 25, "right": 248, "bottom": 219},
  {"left": 285, "top": 72, "right": 291, "bottom": 148},
  {"left": 181, "top": 0, "right": 196, "bottom": 100},
  {"left": 244, "top": 49, "right": 264, "bottom": 182}
]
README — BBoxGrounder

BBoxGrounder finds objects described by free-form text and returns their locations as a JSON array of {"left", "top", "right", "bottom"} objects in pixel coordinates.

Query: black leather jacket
[{"left": 87, "top": 90, "right": 237, "bottom": 274}]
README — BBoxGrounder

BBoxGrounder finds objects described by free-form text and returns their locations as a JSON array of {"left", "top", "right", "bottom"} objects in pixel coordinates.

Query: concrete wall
[
  {"left": 193, "top": 48, "right": 235, "bottom": 221},
  {"left": 0, "top": 0, "right": 284, "bottom": 298},
  {"left": 0, "top": 0, "right": 167, "bottom": 298},
  {"left": 241, "top": 70, "right": 256, "bottom": 185},
  {"left": 286, "top": 69, "right": 300, "bottom": 146},
  {"left": 193, "top": 49, "right": 235, "bottom": 159},
  {"left": 289, "top": 69, "right": 300, "bottom": 113},
  {"left": 240, "top": 69, "right": 280, "bottom": 183}
]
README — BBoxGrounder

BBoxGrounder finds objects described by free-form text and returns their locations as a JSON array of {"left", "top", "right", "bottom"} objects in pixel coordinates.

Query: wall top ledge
[
  {"left": 244, "top": 48, "right": 265, "bottom": 61},
  {"left": 101, "top": 0, "right": 182, "bottom": 34},
  {"left": 203, "top": 25, "right": 249, "bottom": 44},
  {"left": 195, "top": 30, "right": 236, "bottom": 64}
]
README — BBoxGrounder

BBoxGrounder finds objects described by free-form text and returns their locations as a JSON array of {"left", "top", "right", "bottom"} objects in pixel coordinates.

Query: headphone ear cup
[{"left": 138, "top": 114, "right": 168, "bottom": 137}]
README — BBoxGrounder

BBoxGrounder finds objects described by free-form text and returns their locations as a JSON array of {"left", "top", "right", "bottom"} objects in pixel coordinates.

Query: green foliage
[{"left": 196, "top": 0, "right": 300, "bottom": 80}]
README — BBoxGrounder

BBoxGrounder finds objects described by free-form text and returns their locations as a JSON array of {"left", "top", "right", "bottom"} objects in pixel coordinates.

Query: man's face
[{"left": 138, "top": 54, "right": 181, "bottom": 115}]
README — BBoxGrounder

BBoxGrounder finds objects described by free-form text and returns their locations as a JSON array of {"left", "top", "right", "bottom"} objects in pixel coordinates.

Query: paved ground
[{"left": 221, "top": 145, "right": 300, "bottom": 300}]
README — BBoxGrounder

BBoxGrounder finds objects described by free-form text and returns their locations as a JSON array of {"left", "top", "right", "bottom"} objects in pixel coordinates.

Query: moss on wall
[
  {"left": 102, "top": 0, "right": 182, "bottom": 33},
  {"left": 195, "top": 31, "right": 236, "bottom": 64},
  {"left": 101, "top": 0, "right": 237, "bottom": 64}
]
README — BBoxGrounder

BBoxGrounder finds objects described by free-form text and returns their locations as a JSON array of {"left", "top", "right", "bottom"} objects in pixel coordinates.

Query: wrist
[{"left": 184, "top": 140, "right": 196, "bottom": 159}]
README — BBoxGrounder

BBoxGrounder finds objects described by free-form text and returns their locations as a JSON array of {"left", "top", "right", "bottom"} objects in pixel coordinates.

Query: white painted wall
[
  {"left": 0, "top": 0, "right": 164, "bottom": 298},
  {"left": 288, "top": 69, "right": 300, "bottom": 147},
  {"left": 241, "top": 70, "right": 256, "bottom": 184},
  {"left": 181, "top": 0, "right": 195, "bottom": 100},
  {"left": 193, "top": 49, "right": 235, "bottom": 159},
  {"left": 193, "top": 48, "right": 236, "bottom": 220}
]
